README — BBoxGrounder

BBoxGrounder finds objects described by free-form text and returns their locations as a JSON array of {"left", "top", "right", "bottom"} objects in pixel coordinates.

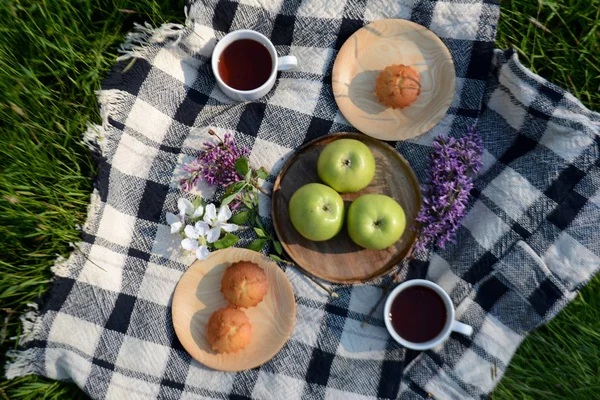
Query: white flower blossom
[
  {"left": 171, "top": 200, "right": 238, "bottom": 261},
  {"left": 181, "top": 221, "right": 214, "bottom": 260},
  {"left": 203, "top": 204, "right": 238, "bottom": 240},
  {"left": 166, "top": 198, "right": 203, "bottom": 234}
]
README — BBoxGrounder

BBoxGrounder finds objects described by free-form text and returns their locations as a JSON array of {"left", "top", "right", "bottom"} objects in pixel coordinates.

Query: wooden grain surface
[
  {"left": 171, "top": 248, "right": 296, "bottom": 371},
  {"left": 332, "top": 19, "right": 455, "bottom": 141},
  {"left": 272, "top": 132, "right": 422, "bottom": 283}
]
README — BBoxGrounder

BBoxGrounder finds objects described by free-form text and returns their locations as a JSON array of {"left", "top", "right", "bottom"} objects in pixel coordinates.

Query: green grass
[
  {"left": 497, "top": 0, "right": 600, "bottom": 110},
  {"left": 0, "top": 0, "right": 598, "bottom": 399}
]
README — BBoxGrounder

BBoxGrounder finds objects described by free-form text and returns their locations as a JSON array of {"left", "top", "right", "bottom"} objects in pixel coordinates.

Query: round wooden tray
[
  {"left": 332, "top": 19, "right": 455, "bottom": 141},
  {"left": 171, "top": 248, "right": 296, "bottom": 371},
  {"left": 272, "top": 132, "right": 422, "bottom": 283}
]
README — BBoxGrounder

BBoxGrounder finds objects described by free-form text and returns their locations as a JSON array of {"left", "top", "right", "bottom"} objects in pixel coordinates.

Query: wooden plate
[
  {"left": 332, "top": 19, "right": 455, "bottom": 141},
  {"left": 171, "top": 248, "right": 296, "bottom": 371},
  {"left": 272, "top": 132, "right": 422, "bottom": 283}
]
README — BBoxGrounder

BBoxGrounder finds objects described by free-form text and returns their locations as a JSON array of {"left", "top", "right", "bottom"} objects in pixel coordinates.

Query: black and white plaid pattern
[{"left": 6, "top": 1, "right": 600, "bottom": 399}]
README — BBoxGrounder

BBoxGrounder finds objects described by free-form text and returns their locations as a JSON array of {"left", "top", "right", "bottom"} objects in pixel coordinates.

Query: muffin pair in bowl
[{"left": 206, "top": 261, "right": 268, "bottom": 354}]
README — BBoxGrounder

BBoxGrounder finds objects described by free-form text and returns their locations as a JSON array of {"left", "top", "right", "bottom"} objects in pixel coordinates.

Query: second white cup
[{"left": 211, "top": 30, "right": 297, "bottom": 102}]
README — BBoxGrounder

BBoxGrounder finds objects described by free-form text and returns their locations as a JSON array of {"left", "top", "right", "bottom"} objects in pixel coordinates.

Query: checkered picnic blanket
[{"left": 6, "top": 0, "right": 600, "bottom": 399}]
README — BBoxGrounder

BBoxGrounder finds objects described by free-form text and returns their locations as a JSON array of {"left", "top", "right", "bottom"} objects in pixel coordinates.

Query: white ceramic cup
[
  {"left": 384, "top": 279, "right": 473, "bottom": 351},
  {"left": 211, "top": 30, "right": 297, "bottom": 102}
]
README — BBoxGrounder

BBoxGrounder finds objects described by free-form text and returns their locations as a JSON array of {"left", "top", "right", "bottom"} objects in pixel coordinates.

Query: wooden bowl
[
  {"left": 332, "top": 19, "right": 455, "bottom": 141},
  {"left": 272, "top": 132, "right": 422, "bottom": 283},
  {"left": 172, "top": 248, "right": 296, "bottom": 371}
]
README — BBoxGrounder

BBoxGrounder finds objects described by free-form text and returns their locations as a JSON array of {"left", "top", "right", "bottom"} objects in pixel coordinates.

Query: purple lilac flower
[
  {"left": 413, "top": 125, "right": 483, "bottom": 253},
  {"left": 180, "top": 132, "right": 250, "bottom": 191}
]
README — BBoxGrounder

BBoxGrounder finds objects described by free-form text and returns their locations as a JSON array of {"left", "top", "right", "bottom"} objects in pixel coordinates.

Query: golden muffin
[
  {"left": 206, "top": 306, "right": 252, "bottom": 353},
  {"left": 221, "top": 261, "right": 268, "bottom": 308},
  {"left": 375, "top": 64, "right": 421, "bottom": 109}
]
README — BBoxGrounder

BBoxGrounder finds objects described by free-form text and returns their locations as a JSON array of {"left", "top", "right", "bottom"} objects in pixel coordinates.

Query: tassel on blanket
[
  {"left": 4, "top": 304, "right": 42, "bottom": 379},
  {"left": 117, "top": 22, "right": 187, "bottom": 61},
  {"left": 81, "top": 89, "right": 128, "bottom": 158}
]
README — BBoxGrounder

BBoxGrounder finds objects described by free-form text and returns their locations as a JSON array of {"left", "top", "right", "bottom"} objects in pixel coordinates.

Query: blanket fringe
[
  {"left": 13, "top": 304, "right": 41, "bottom": 346},
  {"left": 97, "top": 89, "right": 127, "bottom": 130},
  {"left": 82, "top": 124, "right": 107, "bottom": 156},
  {"left": 81, "top": 89, "right": 129, "bottom": 157},
  {"left": 185, "top": 1, "right": 204, "bottom": 26},
  {"left": 5, "top": 187, "right": 104, "bottom": 379},
  {"left": 84, "top": 189, "right": 103, "bottom": 232},
  {"left": 51, "top": 254, "right": 72, "bottom": 278},
  {"left": 4, "top": 304, "right": 42, "bottom": 379},
  {"left": 117, "top": 21, "right": 186, "bottom": 61},
  {"left": 4, "top": 349, "right": 36, "bottom": 379}
]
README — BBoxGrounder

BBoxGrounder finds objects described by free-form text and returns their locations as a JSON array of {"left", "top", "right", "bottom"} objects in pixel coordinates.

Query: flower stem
[
  {"left": 363, "top": 258, "right": 410, "bottom": 326},
  {"left": 304, "top": 272, "right": 339, "bottom": 298},
  {"left": 362, "top": 284, "right": 389, "bottom": 327},
  {"left": 256, "top": 184, "right": 271, "bottom": 197},
  {"left": 279, "top": 255, "right": 338, "bottom": 298},
  {"left": 207, "top": 128, "right": 223, "bottom": 143}
]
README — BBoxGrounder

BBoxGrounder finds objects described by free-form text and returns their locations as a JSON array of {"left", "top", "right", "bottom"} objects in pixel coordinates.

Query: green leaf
[
  {"left": 273, "top": 240, "right": 283, "bottom": 255},
  {"left": 242, "top": 192, "right": 257, "bottom": 209},
  {"left": 269, "top": 254, "right": 284, "bottom": 263},
  {"left": 192, "top": 197, "right": 204, "bottom": 210},
  {"left": 213, "top": 234, "right": 239, "bottom": 249},
  {"left": 256, "top": 167, "right": 269, "bottom": 179},
  {"left": 221, "top": 183, "right": 247, "bottom": 206},
  {"left": 248, "top": 238, "right": 268, "bottom": 252},
  {"left": 254, "top": 227, "right": 267, "bottom": 238},
  {"left": 225, "top": 181, "right": 246, "bottom": 195},
  {"left": 220, "top": 193, "right": 237, "bottom": 206},
  {"left": 230, "top": 211, "right": 249, "bottom": 225},
  {"left": 235, "top": 157, "right": 249, "bottom": 176},
  {"left": 255, "top": 215, "right": 264, "bottom": 229}
]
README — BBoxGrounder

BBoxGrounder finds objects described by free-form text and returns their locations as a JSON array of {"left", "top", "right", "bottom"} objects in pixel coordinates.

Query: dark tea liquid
[
  {"left": 390, "top": 286, "right": 447, "bottom": 343},
  {"left": 218, "top": 39, "right": 272, "bottom": 91}
]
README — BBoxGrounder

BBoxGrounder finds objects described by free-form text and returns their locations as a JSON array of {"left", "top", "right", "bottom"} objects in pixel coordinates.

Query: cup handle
[
  {"left": 452, "top": 320, "right": 474, "bottom": 337},
  {"left": 277, "top": 55, "right": 297, "bottom": 71}
]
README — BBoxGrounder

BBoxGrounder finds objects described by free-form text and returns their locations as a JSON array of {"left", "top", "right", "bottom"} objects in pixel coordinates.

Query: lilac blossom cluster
[
  {"left": 180, "top": 132, "right": 250, "bottom": 191},
  {"left": 413, "top": 125, "right": 483, "bottom": 253}
]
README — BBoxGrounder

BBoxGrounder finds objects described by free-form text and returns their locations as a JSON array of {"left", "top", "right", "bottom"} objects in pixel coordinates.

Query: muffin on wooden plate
[
  {"left": 206, "top": 306, "right": 252, "bottom": 354},
  {"left": 221, "top": 261, "right": 268, "bottom": 308},
  {"left": 375, "top": 64, "right": 421, "bottom": 109}
]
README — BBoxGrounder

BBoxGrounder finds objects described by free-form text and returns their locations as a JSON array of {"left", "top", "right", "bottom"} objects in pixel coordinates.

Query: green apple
[
  {"left": 347, "top": 194, "right": 406, "bottom": 250},
  {"left": 288, "top": 183, "right": 344, "bottom": 241},
  {"left": 317, "top": 139, "right": 376, "bottom": 193}
]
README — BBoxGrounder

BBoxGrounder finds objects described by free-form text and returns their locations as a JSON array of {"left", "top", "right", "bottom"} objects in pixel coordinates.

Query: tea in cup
[
  {"left": 384, "top": 279, "right": 473, "bottom": 350},
  {"left": 211, "top": 30, "right": 297, "bottom": 101}
]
